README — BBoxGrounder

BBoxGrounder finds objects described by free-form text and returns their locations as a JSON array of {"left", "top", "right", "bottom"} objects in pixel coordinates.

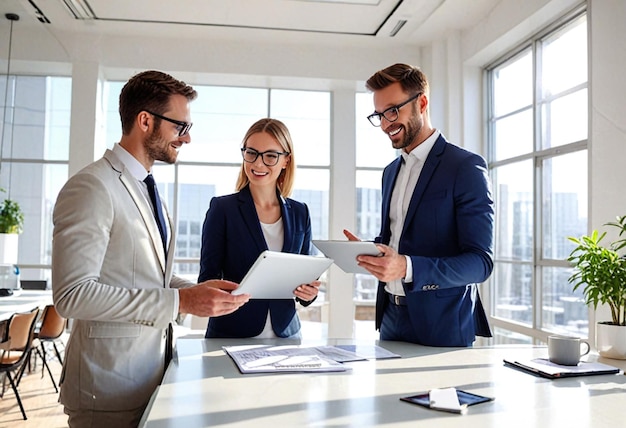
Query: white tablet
[
  {"left": 232, "top": 251, "right": 333, "bottom": 299},
  {"left": 312, "top": 240, "right": 382, "bottom": 274}
]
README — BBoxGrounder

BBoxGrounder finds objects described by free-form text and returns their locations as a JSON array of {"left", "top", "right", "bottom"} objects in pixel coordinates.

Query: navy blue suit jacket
[
  {"left": 199, "top": 185, "right": 313, "bottom": 338},
  {"left": 376, "top": 134, "right": 494, "bottom": 346}
]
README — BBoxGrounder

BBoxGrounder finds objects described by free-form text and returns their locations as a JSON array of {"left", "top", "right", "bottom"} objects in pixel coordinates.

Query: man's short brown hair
[
  {"left": 119, "top": 70, "right": 198, "bottom": 135},
  {"left": 366, "top": 63, "right": 429, "bottom": 97}
]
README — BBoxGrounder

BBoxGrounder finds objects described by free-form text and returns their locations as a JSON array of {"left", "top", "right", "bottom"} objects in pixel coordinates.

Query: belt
[{"left": 386, "top": 291, "right": 407, "bottom": 306}]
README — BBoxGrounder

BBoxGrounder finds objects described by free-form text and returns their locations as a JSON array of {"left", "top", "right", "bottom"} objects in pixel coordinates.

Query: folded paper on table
[
  {"left": 503, "top": 357, "right": 621, "bottom": 379},
  {"left": 429, "top": 388, "right": 467, "bottom": 414},
  {"left": 223, "top": 344, "right": 400, "bottom": 373}
]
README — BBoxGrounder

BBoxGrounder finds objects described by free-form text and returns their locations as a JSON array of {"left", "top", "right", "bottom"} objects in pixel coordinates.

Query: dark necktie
[{"left": 144, "top": 174, "right": 168, "bottom": 252}]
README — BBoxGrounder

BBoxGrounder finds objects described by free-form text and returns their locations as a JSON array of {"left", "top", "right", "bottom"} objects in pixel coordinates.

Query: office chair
[
  {"left": 0, "top": 307, "right": 40, "bottom": 420},
  {"left": 0, "top": 317, "right": 9, "bottom": 351},
  {"left": 26, "top": 305, "right": 66, "bottom": 392}
]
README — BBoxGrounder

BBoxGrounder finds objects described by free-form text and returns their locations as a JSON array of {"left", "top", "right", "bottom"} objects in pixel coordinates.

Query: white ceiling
[{"left": 2, "top": 0, "right": 502, "bottom": 48}]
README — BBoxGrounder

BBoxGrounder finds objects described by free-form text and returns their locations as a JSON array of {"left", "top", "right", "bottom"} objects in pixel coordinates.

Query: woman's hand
[{"left": 294, "top": 280, "right": 321, "bottom": 302}]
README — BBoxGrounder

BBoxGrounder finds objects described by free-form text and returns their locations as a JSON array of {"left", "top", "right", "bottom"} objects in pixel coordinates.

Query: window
[
  {"left": 0, "top": 75, "right": 71, "bottom": 282},
  {"left": 353, "top": 92, "right": 398, "bottom": 324},
  {"left": 103, "top": 83, "right": 331, "bottom": 327},
  {"left": 487, "top": 10, "right": 588, "bottom": 343}
]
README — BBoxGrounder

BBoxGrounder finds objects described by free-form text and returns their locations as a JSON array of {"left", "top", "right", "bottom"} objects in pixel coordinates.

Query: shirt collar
[
  {"left": 401, "top": 129, "right": 440, "bottom": 164},
  {"left": 112, "top": 143, "right": 151, "bottom": 180}
]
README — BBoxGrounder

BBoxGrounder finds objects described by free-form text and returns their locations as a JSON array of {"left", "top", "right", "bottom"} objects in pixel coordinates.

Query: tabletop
[
  {"left": 140, "top": 337, "right": 626, "bottom": 428},
  {"left": 0, "top": 289, "right": 53, "bottom": 321}
]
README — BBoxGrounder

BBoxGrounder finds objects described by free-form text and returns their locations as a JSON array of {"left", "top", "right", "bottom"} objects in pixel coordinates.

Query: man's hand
[
  {"left": 343, "top": 229, "right": 405, "bottom": 281},
  {"left": 356, "top": 244, "right": 406, "bottom": 283},
  {"left": 343, "top": 229, "right": 360, "bottom": 241},
  {"left": 178, "top": 280, "right": 249, "bottom": 317}
]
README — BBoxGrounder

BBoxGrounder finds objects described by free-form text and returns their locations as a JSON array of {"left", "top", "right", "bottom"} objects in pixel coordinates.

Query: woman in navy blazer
[{"left": 199, "top": 118, "right": 320, "bottom": 338}]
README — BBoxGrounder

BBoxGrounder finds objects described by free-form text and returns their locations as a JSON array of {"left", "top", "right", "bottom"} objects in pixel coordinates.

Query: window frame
[{"left": 485, "top": 6, "right": 589, "bottom": 344}]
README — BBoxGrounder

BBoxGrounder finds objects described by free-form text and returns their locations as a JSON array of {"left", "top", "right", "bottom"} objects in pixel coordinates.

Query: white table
[
  {"left": 0, "top": 289, "right": 53, "bottom": 321},
  {"left": 140, "top": 337, "right": 626, "bottom": 427}
]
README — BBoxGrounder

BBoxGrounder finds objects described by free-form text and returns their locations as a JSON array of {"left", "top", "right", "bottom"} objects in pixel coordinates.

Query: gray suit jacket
[{"left": 52, "top": 149, "right": 192, "bottom": 412}]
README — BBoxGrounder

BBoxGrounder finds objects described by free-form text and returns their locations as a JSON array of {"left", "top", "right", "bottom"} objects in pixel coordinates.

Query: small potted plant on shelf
[
  {"left": 0, "top": 188, "right": 24, "bottom": 265},
  {"left": 567, "top": 215, "right": 626, "bottom": 359},
  {"left": 0, "top": 188, "right": 24, "bottom": 234}
]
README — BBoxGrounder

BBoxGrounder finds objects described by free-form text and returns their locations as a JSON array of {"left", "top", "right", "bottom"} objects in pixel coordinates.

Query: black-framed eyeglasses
[
  {"left": 241, "top": 147, "right": 290, "bottom": 167},
  {"left": 146, "top": 110, "right": 193, "bottom": 137},
  {"left": 366, "top": 92, "right": 422, "bottom": 127}
]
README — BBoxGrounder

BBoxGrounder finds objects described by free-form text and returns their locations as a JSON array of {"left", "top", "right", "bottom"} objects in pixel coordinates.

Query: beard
[
  {"left": 144, "top": 126, "right": 177, "bottom": 165},
  {"left": 391, "top": 113, "right": 422, "bottom": 151},
  {"left": 390, "top": 102, "right": 423, "bottom": 151}
]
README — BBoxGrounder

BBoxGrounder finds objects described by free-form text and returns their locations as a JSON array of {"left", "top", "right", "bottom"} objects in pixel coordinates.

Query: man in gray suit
[{"left": 52, "top": 70, "right": 250, "bottom": 427}]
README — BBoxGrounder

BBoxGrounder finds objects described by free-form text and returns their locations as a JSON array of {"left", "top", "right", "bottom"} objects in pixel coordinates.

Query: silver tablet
[
  {"left": 232, "top": 251, "right": 333, "bottom": 299},
  {"left": 312, "top": 240, "right": 382, "bottom": 274}
]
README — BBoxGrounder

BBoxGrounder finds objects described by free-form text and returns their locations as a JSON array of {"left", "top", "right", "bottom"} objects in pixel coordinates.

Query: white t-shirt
[{"left": 255, "top": 218, "right": 285, "bottom": 338}]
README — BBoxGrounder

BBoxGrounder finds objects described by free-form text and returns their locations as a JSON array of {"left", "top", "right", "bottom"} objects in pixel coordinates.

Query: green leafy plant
[
  {"left": 0, "top": 188, "right": 24, "bottom": 234},
  {"left": 567, "top": 215, "right": 626, "bottom": 326}
]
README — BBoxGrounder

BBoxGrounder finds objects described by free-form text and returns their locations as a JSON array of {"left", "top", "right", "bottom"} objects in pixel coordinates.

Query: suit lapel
[
  {"left": 280, "top": 196, "right": 294, "bottom": 252},
  {"left": 402, "top": 135, "right": 446, "bottom": 235},
  {"left": 105, "top": 150, "right": 167, "bottom": 273},
  {"left": 121, "top": 173, "right": 167, "bottom": 272},
  {"left": 238, "top": 186, "right": 268, "bottom": 255},
  {"left": 381, "top": 157, "right": 402, "bottom": 243}
]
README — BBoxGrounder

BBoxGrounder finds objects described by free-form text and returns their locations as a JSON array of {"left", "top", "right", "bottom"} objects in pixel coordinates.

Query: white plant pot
[
  {"left": 596, "top": 322, "right": 626, "bottom": 360},
  {"left": 0, "top": 233, "right": 19, "bottom": 265}
]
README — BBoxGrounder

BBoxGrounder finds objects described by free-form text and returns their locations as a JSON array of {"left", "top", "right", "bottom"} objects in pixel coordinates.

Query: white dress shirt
[{"left": 385, "top": 130, "right": 440, "bottom": 296}]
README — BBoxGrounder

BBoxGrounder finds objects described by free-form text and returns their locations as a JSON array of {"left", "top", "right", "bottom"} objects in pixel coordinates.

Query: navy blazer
[
  {"left": 376, "top": 134, "right": 494, "bottom": 346},
  {"left": 199, "top": 185, "right": 313, "bottom": 338}
]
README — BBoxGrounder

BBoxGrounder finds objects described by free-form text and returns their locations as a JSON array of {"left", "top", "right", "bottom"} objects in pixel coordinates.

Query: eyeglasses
[
  {"left": 146, "top": 111, "right": 193, "bottom": 137},
  {"left": 366, "top": 93, "right": 422, "bottom": 127},
  {"left": 241, "top": 147, "right": 290, "bottom": 167}
]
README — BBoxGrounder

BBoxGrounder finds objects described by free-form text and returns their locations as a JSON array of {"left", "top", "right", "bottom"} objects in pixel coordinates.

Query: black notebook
[{"left": 504, "top": 357, "right": 621, "bottom": 379}]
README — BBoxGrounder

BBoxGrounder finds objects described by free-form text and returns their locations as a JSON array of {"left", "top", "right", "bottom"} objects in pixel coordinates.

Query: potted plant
[
  {"left": 0, "top": 188, "right": 24, "bottom": 264},
  {"left": 567, "top": 215, "right": 626, "bottom": 359}
]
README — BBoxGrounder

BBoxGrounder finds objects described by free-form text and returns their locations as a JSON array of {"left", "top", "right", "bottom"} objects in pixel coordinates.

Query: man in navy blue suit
[{"left": 345, "top": 63, "right": 494, "bottom": 347}]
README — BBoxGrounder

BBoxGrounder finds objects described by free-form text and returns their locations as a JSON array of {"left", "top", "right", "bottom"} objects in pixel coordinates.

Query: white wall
[{"left": 587, "top": 0, "right": 626, "bottom": 331}]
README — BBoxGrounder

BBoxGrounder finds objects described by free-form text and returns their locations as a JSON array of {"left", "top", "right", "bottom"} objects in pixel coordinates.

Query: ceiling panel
[
  {"left": 64, "top": 0, "right": 401, "bottom": 35},
  {"left": 2, "top": 0, "right": 502, "bottom": 49}
]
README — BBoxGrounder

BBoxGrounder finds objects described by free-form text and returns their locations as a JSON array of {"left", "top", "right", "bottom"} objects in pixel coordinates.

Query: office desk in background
[
  {"left": 0, "top": 289, "right": 53, "bottom": 321},
  {"left": 141, "top": 338, "right": 626, "bottom": 428}
]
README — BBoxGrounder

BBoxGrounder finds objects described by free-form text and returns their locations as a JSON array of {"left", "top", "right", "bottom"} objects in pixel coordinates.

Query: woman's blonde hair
[{"left": 235, "top": 118, "right": 295, "bottom": 197}]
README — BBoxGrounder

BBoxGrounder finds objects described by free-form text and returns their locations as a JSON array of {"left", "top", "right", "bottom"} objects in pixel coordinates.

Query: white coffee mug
[{"left": 548, "top": 335, "right": 591, "bottom": 366}]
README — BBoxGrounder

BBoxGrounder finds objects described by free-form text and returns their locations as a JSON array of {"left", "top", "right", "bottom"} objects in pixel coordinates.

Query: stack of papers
[
  {"left": 223, "top": 344, "right": 400, "bottom": 374},
  {"left": 503, "top": 357, "right": 621, "bottom": 379}
]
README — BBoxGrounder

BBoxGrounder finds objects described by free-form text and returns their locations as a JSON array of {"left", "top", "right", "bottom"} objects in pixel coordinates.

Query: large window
[
  {"left": 353, "top": 92, "right": 398, "bottom": 326},
  {"left": 104, "top": 83, "right": 331, "bottom": 324},
  {"left": 487, "top": 9, "right": 588, "bottom": 343},
  {"left": 0, "top": 75, "right": 71, "bottom": 282}
]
